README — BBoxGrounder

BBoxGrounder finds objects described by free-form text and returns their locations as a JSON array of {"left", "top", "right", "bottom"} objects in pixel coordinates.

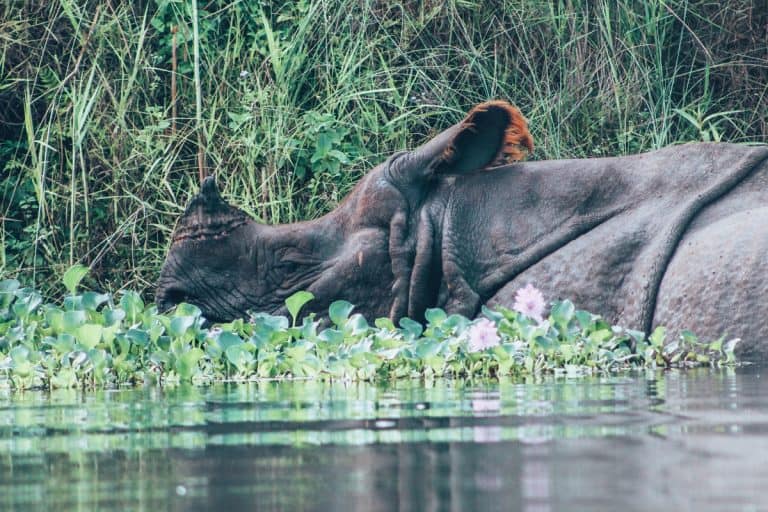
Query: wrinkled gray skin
[{"left": 157, "top": 103, "right": 768, "bottom": 360}]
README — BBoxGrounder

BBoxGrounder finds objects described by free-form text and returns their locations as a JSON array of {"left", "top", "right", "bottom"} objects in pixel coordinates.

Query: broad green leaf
[
  {"left": 77, "top": 323, "right": 103, "bottom": 349},
  {"left": 176, "top": 347, "right": 204, "bottom": 380},
  {"left": 399, "top": 318, "right": 423, "bottom": 339},
  {"left": 285, "top": 291, "right": 314, "bottom": 325},
  {"left": 104, "top": 308, "right": 126, "bottom": 327},
  {"left": 424, "top": 308, "right": 447, "bottom": 327},
  {"left": 373, "top": 335, "right": 405, "bottom": 350},
  {"left": 45, "top": 309, "right": 65, "bottom": 334},
  {"left": 344, "top": 313, "right": 369, "bottom": 335},
  {"left": 10, "top": 345, "right": 30, "bottom": 364},
  {"left": 174, "top": 302, "right": 202, "bottom": 318},
  {"left": 443, "top": 314, "right": 470, "bottom": 332},
  {"left": 169, "top": 315, "right": 196, "bottom": 338},
  {"left": 63, "top": 295, "right": 83, "bottom": 311},
  {"left": 150, "top": 350, "right": 170, "bottom": 368},
  {"left": 680, "top": 330, "right": 699, "bottom": 345},
  {"left": 375, "top": 317, "right": 396, "bottom": 330},
  {"left": 102, "top": 323, "right": 120, "bottom": 344},
  {"left": 589, "top": 329, "right": 612, "bottom": 344},
  {"left": 626, "top": 329, "right": 646, "bottom": 344},
  {"left": 0, "top": 279, "right": 20, "bottom": 309},
  {"left": 82, "top": 292, "right": 110, "bottom": 311},
  {"left": 225, "top": 344, "right": 254, "bottom": 370},
  {"left": 318, "top": 328, "right": 345, "bottom": 345},
  {"left": 218, "top": 331, "right": 244, "bottom": 351},
  {"left": 533, "top": 335, "right": 554, "bottom": 350},
  {"left": 574, "top": 310, "right": 594, "bottom": 329},
  {"left": 62, "top": 310, "right": 87, "bottom": 333},
  {"left": 45, "top": 333, "right": 75, "bottom": 354},
  {"left": 550, "top": 300, "right": 575, "bottom": 325},
  {"left": 415, "top": 338, "right": 440, "bottom": 358},
  {"left": 285, "top": 340, "right": 314, "bottom": 360},
  {"left": 424, "top": 355, "right": 445, "bottom": 373},
  {"left": 126, "top": 328, "right": 149, "bottom": 347},
  {"left": 120, "top": 291, "right": 144, "bottom": 324},
  {"left": 63, "top": 264, "right": 89, "bottom": 295},
  {"left": 329, "top": 300, "right": 354, "bottom": 327},
  {"left": 649, "top": 326, "right": 666, "bottom": 348},
  {"left": 148, "top": 320, "right": 165, "bottom": 343},
  {"left": 12, "top": 292, "right": 42, "bottom": 319},
  {"left": 480, "top": 305, "right": 504, "bottom": 323},
  {"left": 299, "top": 317, "right": 319, "bottom": 341}
]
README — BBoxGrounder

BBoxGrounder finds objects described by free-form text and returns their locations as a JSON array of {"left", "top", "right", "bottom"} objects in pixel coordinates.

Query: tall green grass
[{"left": 1, "top": 0, "right": 767, "bottom": 298}]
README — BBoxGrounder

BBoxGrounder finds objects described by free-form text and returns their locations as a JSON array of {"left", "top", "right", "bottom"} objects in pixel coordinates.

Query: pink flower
[
  {"left": 513, "top": 284, "right": 546, "bottom": 322},
  {"left": 467, "top": 318, "right": 501, "bottom": 352}
]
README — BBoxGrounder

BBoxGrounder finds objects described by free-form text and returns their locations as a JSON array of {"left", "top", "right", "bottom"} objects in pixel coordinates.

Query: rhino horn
[
  {"left": 200, "top": 174, "right": 223, "bottom": 203},
  {"left": 171, "top": 175, "right": 249, "bottom": 245}
]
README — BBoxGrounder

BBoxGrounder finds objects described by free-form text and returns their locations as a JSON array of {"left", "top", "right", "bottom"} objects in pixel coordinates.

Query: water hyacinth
[
  {"left": 467, "top": 318, "right": 501, "bottom": 353},
  {"left": 0, "top": 271, "right": 740, "bottom": 391},
  {"left": 513, "top": 284, "right": 546, "bottom": 322}
]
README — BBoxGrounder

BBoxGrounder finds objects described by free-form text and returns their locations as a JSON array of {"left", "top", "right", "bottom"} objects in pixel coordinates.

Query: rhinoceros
[{"left": 157, "top": 101, "right": 768, "bottom": 359}]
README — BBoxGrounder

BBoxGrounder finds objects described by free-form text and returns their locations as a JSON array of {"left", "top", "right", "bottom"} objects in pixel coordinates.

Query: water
[{"left": 1, "top": 367, "right": 766, "bottom": 511}]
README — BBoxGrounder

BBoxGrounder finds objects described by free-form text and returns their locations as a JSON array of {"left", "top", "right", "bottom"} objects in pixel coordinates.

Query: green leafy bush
[{"left": 0, "top": 275, "right": 738, "bottom": 391}]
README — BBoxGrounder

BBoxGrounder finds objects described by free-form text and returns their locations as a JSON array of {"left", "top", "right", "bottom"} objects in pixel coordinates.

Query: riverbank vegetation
[
  {"left": 2, "top": 1, "right": 767, "bottom": 299},
  {"left": 0, "top": 270, "right": 737, "bottom": 390}
]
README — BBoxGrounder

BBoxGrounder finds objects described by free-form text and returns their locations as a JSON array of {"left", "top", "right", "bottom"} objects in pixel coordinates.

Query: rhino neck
[{"left": 256, "top": 212, "right": 349, "bottom": 315}]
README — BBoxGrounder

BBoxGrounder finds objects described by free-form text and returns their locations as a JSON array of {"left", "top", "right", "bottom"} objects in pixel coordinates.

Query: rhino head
[{"left": 156, "top": 101, "right": 533, "bottom": 322}]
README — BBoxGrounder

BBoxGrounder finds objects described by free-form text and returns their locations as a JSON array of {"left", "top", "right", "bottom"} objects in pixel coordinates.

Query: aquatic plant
[
  {"left": 466, "top": 318, "right": 501, "bottom": 353},
  {"left": 0, "top": 271, "right": 738, "bottom": 390}
]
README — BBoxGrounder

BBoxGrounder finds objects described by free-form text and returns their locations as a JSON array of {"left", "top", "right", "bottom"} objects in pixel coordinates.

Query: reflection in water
[{"left": 0, "top": 368, "right": 766, "bottom": 511}]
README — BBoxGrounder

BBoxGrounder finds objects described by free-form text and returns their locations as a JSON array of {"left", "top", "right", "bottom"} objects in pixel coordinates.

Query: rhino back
[
  {"left": 653, "top": 156, "right": 768, "bottom": 358},
  {"left": 437, "top": 143, "right": 768, "bottom": 334},
  {"left": 654, "top": 205, "right": 768, "bottom": 359}
]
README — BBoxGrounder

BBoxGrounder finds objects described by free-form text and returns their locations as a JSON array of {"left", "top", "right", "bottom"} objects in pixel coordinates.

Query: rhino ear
[{"left": 411, "top": 101, "right": 533, "bottom": 179}]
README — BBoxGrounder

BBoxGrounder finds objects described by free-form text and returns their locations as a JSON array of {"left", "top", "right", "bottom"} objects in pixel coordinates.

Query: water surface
[{"left": 1, "top": 367, "right": 766, "bottom": 511}]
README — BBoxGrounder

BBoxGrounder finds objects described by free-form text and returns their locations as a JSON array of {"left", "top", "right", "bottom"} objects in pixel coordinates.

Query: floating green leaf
[
  {"left": 0, "top": 279, "right": 739, "bottom": 390},
  {"left": 82, "top": 292, "right": 110, "bottom": 311},
  {"left": 285, "top": 291, "right": 314, "bottom": 326},
  {"left": 77, "top": 323, "right": 103, "bottom": 350},
  {"left": 649, "top": 326, "right": 666, "bottom": 348},
  {"left": 126, "top": 328, "right": 149, "bottom": 347},
  {"left": 329, "top": 300, "right": 354, "bottom": 327},
  {"left": 424, "top": 308, "right": 447, "bottom": 326},
  {"left": 62, "top": 264, "right": 89, "bottom": 296},
  {"left": 120, "top": 292, "right": 145, "bottom": 324},
  {"left": 176, "top": 347, "right": 204, "bottom": 380},
  {"left": 169, "top": 316, "right": 196, "bottom": 338}
]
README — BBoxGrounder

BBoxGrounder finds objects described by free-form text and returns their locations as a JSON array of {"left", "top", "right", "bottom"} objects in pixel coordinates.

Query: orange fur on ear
[
  {"left": 487, "top": 100, "right": 534, "bottom": 165},
  {"left": 440, "top": 100, "right": 534, "bottom": 169}
]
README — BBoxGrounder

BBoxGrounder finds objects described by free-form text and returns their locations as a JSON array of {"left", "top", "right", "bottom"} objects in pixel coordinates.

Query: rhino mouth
[
  {"left": 156, "top": 283, "right": 245, "bottom": 323},
  {"left": 155, "top": 286, "right": 188, "bottom": 313}
]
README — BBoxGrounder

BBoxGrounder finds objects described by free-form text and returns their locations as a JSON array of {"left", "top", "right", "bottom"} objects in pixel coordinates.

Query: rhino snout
[{"left": 155, "top": 285, "right": 188, "bottom": 313}]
